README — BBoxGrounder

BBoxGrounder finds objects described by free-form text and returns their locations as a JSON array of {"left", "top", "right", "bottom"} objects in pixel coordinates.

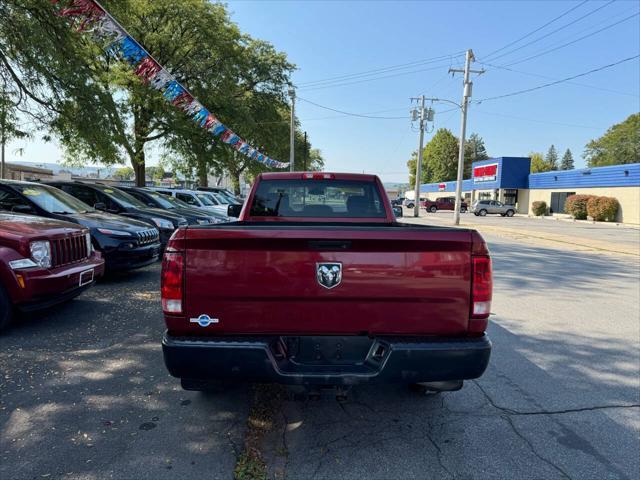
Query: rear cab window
[{"left": 249, "top": 178, "right": 386, "bottom": 219}]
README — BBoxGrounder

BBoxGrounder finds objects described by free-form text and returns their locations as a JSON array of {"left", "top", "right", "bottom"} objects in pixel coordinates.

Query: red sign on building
[
  {"left": 473, "top": 163, "right": 498, "bottom": 182},
  {"left": 438, "top": 183, "right": 446, "bottom": 191}
]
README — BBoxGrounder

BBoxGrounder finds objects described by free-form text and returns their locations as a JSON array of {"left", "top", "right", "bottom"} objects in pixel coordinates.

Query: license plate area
[
  {"left": 79, "top": 268, "right": 94, "bottom": 287},
  {"left": 283, "top": 336, "right": 374, "bottom": 366}
]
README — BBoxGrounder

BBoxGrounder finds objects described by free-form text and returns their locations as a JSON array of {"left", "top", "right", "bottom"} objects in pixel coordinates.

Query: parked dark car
[
  {"left": 0, "top": 213, "right": 105, "bottom": 331},
  {"left": 117, "top": 186, "right": 230, "bottom": 225},
  {"left": 47, "top": 182, "right": 188, "bottom": 248},
  {"left": 196, "top": 186, "right": 241, "bottom": 205},
  {"left": 0, "top": 180, "right": 161, "bottom": 271},
  {"left": 391, "top": 197, "right": 405, "bottom": 207}
]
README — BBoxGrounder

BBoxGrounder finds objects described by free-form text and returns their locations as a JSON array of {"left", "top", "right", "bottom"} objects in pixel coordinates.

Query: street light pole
[
  {"left": 289, "top": 88, "right": 295, "bottom": 172},
  {"left": 450, "top": 49, "right": 484, "bottom": 226}
]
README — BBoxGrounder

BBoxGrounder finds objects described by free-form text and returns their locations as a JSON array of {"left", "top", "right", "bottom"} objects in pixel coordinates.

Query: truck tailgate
[{"left": 181, "top": 225, "right": 472, "bottom": 336}]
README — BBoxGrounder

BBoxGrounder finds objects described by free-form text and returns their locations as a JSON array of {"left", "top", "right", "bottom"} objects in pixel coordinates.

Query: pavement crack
[
  {"left": 473, "top": 380, "right": 640, "bottom": 416},
  {"left": 504, "top": 413, "right": 573, "bottom": 480},
  {"left": 424, "top": 419, "right": 455, "bottom": 479}
]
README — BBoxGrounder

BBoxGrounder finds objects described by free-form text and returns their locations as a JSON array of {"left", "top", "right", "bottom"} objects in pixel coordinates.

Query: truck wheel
[
  {"left": 429, "top": 206, "right": 437, "bottom": 213},
  {"left": 461, "top": 206, "right": 467, "bottom": 213},
  {"left": 0, "top": 284, "right": 13, "bottom": 333},
  {"left": 506, "top": 209, "right": 515, "bottom": 217},
  {"left": 479, "top": 209, "right": 487, "bottom": 216},
  {"left": 406, "top": 203, "right": 414, "bottom": 209}
]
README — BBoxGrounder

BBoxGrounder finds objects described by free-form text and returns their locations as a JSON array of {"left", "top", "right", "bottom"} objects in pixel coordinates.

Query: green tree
[
  {"left": 560, "top": 148, "right": 574, "bottom": 170},
  {"left": 584, "top": 113, "right": 639, "bottom": 167},
  {"left": 1, "top": 0, "right": 296, "bottom": 187},
  {"left": 114, "top": 166, "right": 134, "bottom": 180},
  {"left": 545, "top": 145, "right": 559, "bottom": 170},
  {"left": 407, "top": 128, "right": 461, "bottom": 186},
  {"left": 0, "top": 85, "right": 29, "bottom": 179},
  {"left": 464, "top": 133, "right": 489, "bottom": 177},
  {"left": 530, "top": 152, "right": 553, "bottom": 173},
  {"left": 424, "top": 128, "right": 460, "bottom": 183}
]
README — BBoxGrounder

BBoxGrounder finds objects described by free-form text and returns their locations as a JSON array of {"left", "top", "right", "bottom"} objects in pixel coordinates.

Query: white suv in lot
[
  {"left": 471, "top": 200, "right": 516, "bottom": 217},
  {"left": 149, "top": 188, "right": 229, "bottom": 216}
]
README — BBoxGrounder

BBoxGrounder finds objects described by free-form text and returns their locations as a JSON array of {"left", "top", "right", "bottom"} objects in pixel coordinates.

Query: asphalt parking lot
[{"left": 1, "top": 225, "right": 639, "bottom": 479}]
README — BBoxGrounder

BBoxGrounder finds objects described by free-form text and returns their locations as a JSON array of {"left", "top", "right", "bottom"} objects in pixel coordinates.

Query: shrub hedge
[
  {"left": 565, "top": 194, "right": 594, "bottom": 220},
  {"left": 532, "top": 201, "right": 547, "bottom": 216},
  {"left": 586, "top": 196, "right": 619, "bottom": 222}
]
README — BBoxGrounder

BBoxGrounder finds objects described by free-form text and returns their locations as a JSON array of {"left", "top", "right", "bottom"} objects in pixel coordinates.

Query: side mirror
[
  {"left": 94, "top": 202, "right": 107, "bottom": 211},
  {"left": 12, "top": 205, "right": 34, "bottom": 214},
  {"left": 393, "top": 206, "right": 403, "bottom": 218},
  {"left": 227, "top": 204, "right": 242, "bottom": 218}
]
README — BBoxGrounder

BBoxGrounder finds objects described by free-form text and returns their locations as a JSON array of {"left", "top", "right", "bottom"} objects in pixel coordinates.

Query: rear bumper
[{"left": 162, "top": 333, "right": 491, "bottom": 385}]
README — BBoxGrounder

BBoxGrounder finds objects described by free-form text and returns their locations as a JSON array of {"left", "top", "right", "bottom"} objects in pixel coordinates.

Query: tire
[
  {"left": 429, "top": 206, "right": 437, "bottom": 213},
  {"left": 474, "top": 212, "right": 479, "bottom": 216},
  {"left": 406, "top": 203, "right": 414, "bottom": 209},
  {"left": 506, "top": 209, "right": 515, "bottom": 217},
  {"left": 461, "top": 206, "right": 467, "bottom": 213},
  {"left": 479, "top": 209, "right": 488, "bottom": 216},
  {"left": 0, "top": 284, "right": 13, "bottom": 333}
]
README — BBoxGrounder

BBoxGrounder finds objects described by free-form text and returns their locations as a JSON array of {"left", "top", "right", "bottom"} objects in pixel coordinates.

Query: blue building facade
[{"left": 415, "top": 158, "right": 640, "bottom": 222}]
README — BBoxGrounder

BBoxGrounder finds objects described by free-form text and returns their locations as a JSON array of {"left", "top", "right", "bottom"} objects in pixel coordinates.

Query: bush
[
  {"left": 531, "top": 201, "right": 547, "bottom": 216},
  {"left": 586, "top": 196, "right": 619, "bottom": 222},
  {"left": 565, "top": 194, "right": 595, "bottom": 220}
]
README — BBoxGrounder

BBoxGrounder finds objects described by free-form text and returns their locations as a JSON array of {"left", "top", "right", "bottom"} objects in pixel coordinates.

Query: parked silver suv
[{"left": 471, "top": 200, "right": 516, "bottom": 217}]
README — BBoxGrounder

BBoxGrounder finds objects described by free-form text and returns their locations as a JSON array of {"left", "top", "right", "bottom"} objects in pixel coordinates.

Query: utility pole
[
  {"left": 411, "top": 95, "right": 426, "bottom": 218},
  {"left": 289, "top": 88, "right": 296, "bottom": 172},
  {"left": 449, "top": 49, "right": 484, "bottom": 225},
  {"left": 303, "top": 131, "right": 308, "bottom": 171}
]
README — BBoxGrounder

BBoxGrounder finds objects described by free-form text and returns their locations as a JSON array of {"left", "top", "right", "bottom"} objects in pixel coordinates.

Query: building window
[
  {"left": 503, "top": 189, "right": 518, "bottom": 205},
  {"left": 550, "top": 192, "right": 575, "bottom": 214}
]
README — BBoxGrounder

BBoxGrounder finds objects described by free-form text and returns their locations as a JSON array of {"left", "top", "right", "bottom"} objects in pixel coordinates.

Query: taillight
[
  {"left": 469, "top": 253, "right": 492, "bottom": 335},
  {"left": 161, "top": 251, "right": 184, "bottom": 314}
]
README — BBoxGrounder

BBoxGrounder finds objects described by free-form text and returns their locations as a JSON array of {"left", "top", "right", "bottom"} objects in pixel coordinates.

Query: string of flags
[{"left": 51, "top": 0, "right": 289, "bottom": 169}]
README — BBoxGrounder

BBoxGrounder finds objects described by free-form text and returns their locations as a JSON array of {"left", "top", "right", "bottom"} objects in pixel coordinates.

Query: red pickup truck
[
  {"left": 161, "top": 173, "right": 492, "bottom": 393},
  {"left": 0, "top": 213, "right": 105, "bottom": 331}
]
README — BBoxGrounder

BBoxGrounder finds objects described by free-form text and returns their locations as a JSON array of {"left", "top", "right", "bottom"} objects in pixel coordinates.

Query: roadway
[{"left": 1, "top": 227, "right": 638, "bottom": 479}]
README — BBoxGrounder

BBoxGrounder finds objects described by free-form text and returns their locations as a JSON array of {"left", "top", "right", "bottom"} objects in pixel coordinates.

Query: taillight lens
[
  {"left": 471, "top": 256, "right": 492, "bottom": 320},
  {"left": 161, "top": 251, "right": 184, "bottom": 314}
]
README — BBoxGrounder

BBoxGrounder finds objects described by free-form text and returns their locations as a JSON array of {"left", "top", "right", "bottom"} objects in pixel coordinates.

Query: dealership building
[{"left": 414, "top": 157, "right": 640, "bottom": 224}]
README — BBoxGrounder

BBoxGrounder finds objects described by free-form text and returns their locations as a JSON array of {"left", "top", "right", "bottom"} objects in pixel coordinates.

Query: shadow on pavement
[
  {"left": 276, "top": 321, "right": 639, "bottom": 480},
  {"left": 0, "top": 263, "right": 248, "bottom": 480}
]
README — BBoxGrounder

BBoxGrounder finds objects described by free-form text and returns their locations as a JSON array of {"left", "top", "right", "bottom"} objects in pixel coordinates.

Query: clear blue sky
[{"left": 9, "top": 0, "right": 640, "bottom": 184}]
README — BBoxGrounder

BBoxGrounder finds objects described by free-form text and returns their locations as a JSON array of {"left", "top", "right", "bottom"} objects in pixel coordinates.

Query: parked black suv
[
  {"left": 116, "top": 186, "right": 229, "bottom": 225},
  {"left": 0, "top": 180, "right": 161, "bottom": 271},
  {"left": 47, "top": 182, "right": 188, "bottom": 248}
]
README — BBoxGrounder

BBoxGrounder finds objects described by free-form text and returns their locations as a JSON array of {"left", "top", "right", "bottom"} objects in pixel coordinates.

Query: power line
[
  {"left": 297, "top": 62, "right": 455, "bottom": 91},
  {"left": 478, "top": 61, "right": 639, "bottom": 97},
  {"left": 485, "top": 0, "right": 615, "bottom": 63},
  {"left": 295, "top": 51, "right": 465, "bottom": 87},
  {"left": 476, "top": 54, "right": 640, "bottom": 103},
  {"left": 297, "top": 97, "right": 408, "bottom": 119},
  {"left": 504, "top": 11, "right": 640, "bottom": 66},
  {"left": 481, "top": 0, "right": 589, "bottom": 60}
]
